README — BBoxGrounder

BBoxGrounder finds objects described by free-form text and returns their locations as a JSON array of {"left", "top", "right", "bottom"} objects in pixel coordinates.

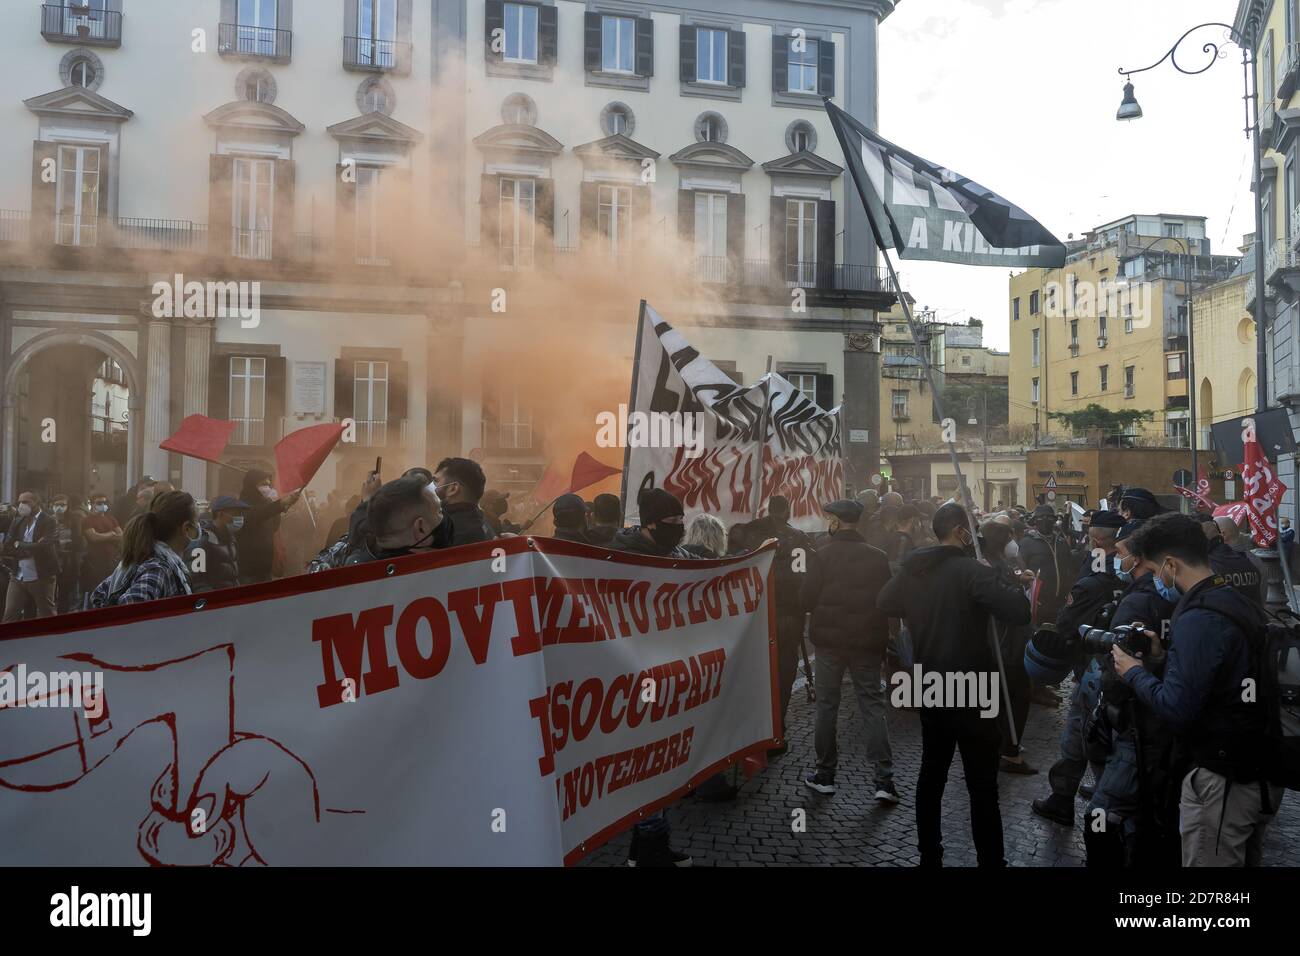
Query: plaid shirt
[{"left": 90, "top": 557, "right": 189, "bottom": 607}]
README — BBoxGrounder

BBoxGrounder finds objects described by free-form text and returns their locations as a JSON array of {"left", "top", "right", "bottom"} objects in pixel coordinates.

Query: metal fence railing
[
  {"left": 218, "top": 22, "right": 292, "bottom": 60},
  {"left": 343, "top": 35, "right": 410, "bottom": 70},
  {"left": 41, "top": 4, "right": 122, "bottom": 44}
]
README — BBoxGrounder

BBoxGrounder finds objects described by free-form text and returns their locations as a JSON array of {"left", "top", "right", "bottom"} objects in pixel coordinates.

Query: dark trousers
[
  {"left": 776, "top": 614, "right": 805, "bottom": 740},
  {"left": 917, "top": 707, "right": 1005, "bottom": 867}
]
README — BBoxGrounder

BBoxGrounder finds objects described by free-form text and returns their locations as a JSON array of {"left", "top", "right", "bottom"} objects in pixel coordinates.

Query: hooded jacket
[
  {"left": 800, "top": 529, "right": 892, "bottom": 655},
  {"left": 609, "top": 527, "right": 692, "bottom": 560},
  {"left": 877, "top": 544, "right": 1031, "bottom": 675},
  {"left": 1122, "top": 575, "right": 1270, "bottom": 780}
]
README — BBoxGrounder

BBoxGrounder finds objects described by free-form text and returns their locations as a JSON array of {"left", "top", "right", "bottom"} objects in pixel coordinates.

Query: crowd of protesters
[{"left": 0, "top": 462, "right": 1290, "bottom": 870}]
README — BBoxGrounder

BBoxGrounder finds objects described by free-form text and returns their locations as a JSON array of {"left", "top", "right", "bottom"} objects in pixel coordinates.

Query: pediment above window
[
  {"left": 203, "top": 100, "right": 305, "bottom": 136},
  {"left": 667, "top": 141, "right": 754, "bottom": 172},
  {"left": 761, "top": 151, "right": 844, "bottom": 179},
  {"left": 327, "top": 112, "right": 424, "bottom": 149},
  {"left": 473, "top": 123, "right": 564, "bottom": 160},
  {"left": 24, "top": 86, "right": 133, "bottom": 123},
  {"left": 572, "top": 133, "right": 660, "bottom": 164}
]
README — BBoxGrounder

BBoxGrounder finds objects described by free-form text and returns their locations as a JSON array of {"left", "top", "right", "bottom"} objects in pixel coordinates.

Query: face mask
[
  {"left": 650, "top": 522, "right": 686, "bottom": 550},
  {"left": 230, "top": 516, "right": 245, "bottom": 532},
  {"left": 1154, "top": 563, "right": 1181, "bottom": 602},
  {"left": 1114, "top": 555, "right": 1132, "bottom": 583},
  {"left": 17, "top": 504, "right": 33, "bottom": 518},
  {"left": 52, "top": 505, "right": 66, "bottom": 515},
  {"left": 260, "top": 486, "right": 277, "bottom": 500},
  {"left": 94, "top": 503, "right": 108, "bottom": 514}
]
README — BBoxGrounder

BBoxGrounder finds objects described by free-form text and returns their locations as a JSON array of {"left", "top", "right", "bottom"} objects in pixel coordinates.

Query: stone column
[
  {"left": 842, "top": 330, "right": 881, "bottom": 494},
  {"left": 182, "top": 322, "right": 211, "bottom": 498},
  {"left": 142, "top": 320, "right": 172, "bottom": 480}
]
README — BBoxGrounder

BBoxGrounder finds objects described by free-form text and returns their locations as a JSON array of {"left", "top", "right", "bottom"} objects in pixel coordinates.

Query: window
[
  {"left": 694, "top": 192, "right": 728, "bottom": 283},
  {"left": 69, "top": 57, "right": 97, "bottom": 88},
  {"left": 961, "top": 354, "right": 971, "bottom": 366},
  {"left": 1012, "top": 297, "right": 1020, "bottom": 321},
  {"left": 1124, "top": 365, "right": 1135, "bottom": 396},
  {"left": 696, "top": 27, "right": 728, "bottom": 83},
  {"left": 493, "top": 383, "right": 533, "bottom": 449},
  {"left": 355, "top": 166, "right": 389, "bottom": 266},
  {"left": 1124, "top": 302, "right": 1133, "bottom": 333},
  {"left": 602, "top": 15, "right": 635, "bottom": 73},
  {"left": 1099, "top": 315, "right": 1108, "bottom": 340},
  {"left": 892, "top": 389, "right": 909, "bottom": 419},
  {"left": 788, "top": 37, "right": 819, "bottom": 93},
  {"left": 785, "top": 198, "right": 817, "bottom": 286},
  {"left": 60, "top": 0, "right": 110, "bottom": 40},
  {"left": 232, "top": 157, "right": 274, "bottom": 260},
  {"left": 1029, "top": 290, "right": 1040, "bottom": 314},
  {"left": 358, "top": 78, "right": 393, "bottom": 114},
  {"left": 603, "top": 103, "right": 632, "bottom": 136},
  {"left": 1031, "top": 328, "right": 1040, "bottom": 367},
  {"left": 229, "top": 357, "right": 266, "bottom": 446},
  {"left": 1070, "top": 370, "right": 1078, "bottom": 395},
  {"left": 355, "top": 0, "right": 399, "bottom": 67},
  {"left": 499, "top": 177, "right": 535, "bottom": 269},
  {"left": 1166, "top": 418, "right": 1188, "bottom": 445},
  {"left": 55, "top": 145, "right": 100, "bottom": 247},
  {"left": 1031, "top": 378, "right": 1039, "bottom": 404},
  {"left": 501, "top": 93, "right": 536, "bottom": 126},
  {"left": 353, "top": 360, "right": 389, "bottom": 447},
  {"left": 236, "top": 0, "right": 279, "bottom": 56},
  {"left": 1167, "top": 352, "right": 1187, "bottom": 380},
  {"left": 1069, "top": 319, "right": 1078, "bottom": 346},
  {"left": 504, "top": 3, "right": 539, "bottom": 64},
  {"left": 1163, "top": 222, "right": 1185, "bottom": 239},
  {"left": 787, "top": 373, "right": 818, "bottom": 404},
  {"left": 698, "top": 114, "right": 725, "bottom": 142},
  {"left": 598, "top": 185, "right": 632, "bottom": 257},
  {"left": 1099, "top": 365, "right": 1109, "bottom": 392}
]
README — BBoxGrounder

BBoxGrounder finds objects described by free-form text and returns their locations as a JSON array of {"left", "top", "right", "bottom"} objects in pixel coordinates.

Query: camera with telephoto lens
[{"left": 1078, "top": 622, "right": 1149, "bottom": 657}]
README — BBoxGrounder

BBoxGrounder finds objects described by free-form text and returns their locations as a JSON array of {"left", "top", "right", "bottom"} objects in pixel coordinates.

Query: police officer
[
  {"left": 1029, "top": 509, "right": 1125, "bottom": 827},
  {"left": 1200, "top": 516, "right": 1265, "bottom": 606},
  {"left": 1020, "top": 504, "right": 1078, "bottom": 627},
  {"left": 1082, "top": 519, "right": 1178, "bottom": 867}
]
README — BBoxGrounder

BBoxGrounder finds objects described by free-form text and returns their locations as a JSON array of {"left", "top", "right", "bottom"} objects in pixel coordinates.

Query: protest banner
[{"left": 0, "top": 537, "right": 777, "bottom": 866}]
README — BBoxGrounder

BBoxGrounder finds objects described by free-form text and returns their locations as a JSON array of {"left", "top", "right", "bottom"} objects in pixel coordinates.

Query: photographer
[
  {"left": 1112, "top": 513, "right": 1284, "bottom": 867},
  {"left": 1028, "top": 510, "right": 1125, "bottom": 827},
  {"left": 1082, "top": 520, "right": 1178, "bottom": 867}
]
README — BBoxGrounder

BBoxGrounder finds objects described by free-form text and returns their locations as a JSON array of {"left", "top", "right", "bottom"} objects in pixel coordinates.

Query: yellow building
[
  {"left": 1008, "top": 213, "right": 1239, "bottom": 448},
  {"left": 1191, "top": 238, "right": 1258, "bottom": 453}
]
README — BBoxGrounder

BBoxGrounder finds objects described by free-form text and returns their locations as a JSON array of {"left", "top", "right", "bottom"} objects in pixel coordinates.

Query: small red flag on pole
[
  {"left": 159, "top": 415, "right": 237, "bottom": 464},
  {"left": 568, "top": 451, "right": 621, "bottom": 495},
  {"left": 274, "top": 423, "right": 344, "bottom": 494}
]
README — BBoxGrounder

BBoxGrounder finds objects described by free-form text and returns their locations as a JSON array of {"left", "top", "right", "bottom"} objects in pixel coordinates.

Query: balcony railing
[
  {"left": 230, "top": 417, "right": 266, "bottom": 447},
  {"left": 343, "top": 35, "right": 410, "bottom": 72},
  {"left": 1290, "top": 205, "right": 1300, "bottom": 249},
  {"left": 0, "top": 210, "right": 31, "bottom": 243},
  {"left": 218, "top": 22, "right": 292, "bottom": 61},
  {"left": 1280, "top": 41, "right": 1300, "bottom": 100},
  {"left": 1265, "top": 237, "right": 1300, "bottom": 284},
  {"left": 41, "top": 4, "right": 122, "bottom": 46}
]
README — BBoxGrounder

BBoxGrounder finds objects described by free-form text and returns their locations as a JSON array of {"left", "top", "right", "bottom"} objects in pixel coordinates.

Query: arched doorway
[{"left": 3, "top": 330, "right": 141, "bottom": 503}]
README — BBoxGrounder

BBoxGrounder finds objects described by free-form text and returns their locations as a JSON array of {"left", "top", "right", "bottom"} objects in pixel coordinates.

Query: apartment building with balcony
[
  {"left": 0, "top": 0, "right": 897, "bottom": 504},
  {"left": 1008, "top": 213, "right": 1239, "bottom": 449}
]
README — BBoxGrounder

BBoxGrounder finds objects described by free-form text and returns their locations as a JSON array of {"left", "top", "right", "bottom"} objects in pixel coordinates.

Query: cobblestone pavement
[{"left": 582, "top": 671, "right": 1300, "bottom": 867}]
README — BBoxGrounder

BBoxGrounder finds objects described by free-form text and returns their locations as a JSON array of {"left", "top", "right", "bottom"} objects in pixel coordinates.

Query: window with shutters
[
  {"left": 232, "top": 157, "right": 274, "bottom": 260},
  {"left": 230, "top": 357, "right": 267, "bottom": 446},
  {"left": 697, "top": 28, "right": 727, "bottom": 83},
  {"left": 356, "top": 0, "right": 398, "bottom": 66},
  {"left": 694, "top": 192, "right": 728, "bottom": 283},
  {"left": 788, "top": 38, "right": 818, "bottom": 93},
  {"left": 785, "top": 198, "right": 817, "bottom": 286},
  {"left": 598, "top": 185, "right": 632, "bottom": 258},
  {"left": 504, "top": 2, "right": 539, "bottom": 64},
  {"left": 1124, "top": 365, "right": 1136, "bottom": 397},
  {"left": 353, "top": 360, "right": 389, "bottom": 447},
  {"left": 787, "top": 373, "right": 817, "bottom": 404},
  {"left": 602, "top": 15, "right": 635, "bottom": 73},
  {"left": 499, "top": 177, "right": 535, "bottom": 269},
  {"left": 55, "top": 145, "right": 100, "bottom": 247},
  {"left": 891, "top": 390, "right": 909, "bottom": 420},
  {"left": 44, "top": 0, "right": 121, "bottom": 45},
  {"left": 355, "top": 166, "right": 389, "bottom": 266}
]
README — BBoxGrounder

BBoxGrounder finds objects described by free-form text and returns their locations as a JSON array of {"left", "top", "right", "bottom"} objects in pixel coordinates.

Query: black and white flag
[{"left": 825, "top": 99, "right": 1066, "bottom": 268}]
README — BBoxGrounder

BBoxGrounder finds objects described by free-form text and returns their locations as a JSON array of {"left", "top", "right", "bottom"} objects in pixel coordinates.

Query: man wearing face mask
[
  {"left": 236, "top": 470, "right": 301, "bottom": 585},
  {"left": 1020, "top": 505, "right": 1078, "bottom": 628},
  {"left": 185, "top": 496, "right": 250, "bottom": 592},
  {"left": 1079, "top": 519, "right": 1179, "bottom": 867},
  {"left": 49, "top": 494, "right": 86, "bottom": 614},
  {"left": 1113, "top": 513, "right": 1282, "bottom": 867},
  {"left": 433, "top": 458, "right": 495, "bottom": 546},
  {"left": 0, "top": 491, "right": 60, "bottom": 622},
  {"left": 81, "top": 492, "right": 123, "bottom": 600},
  {"left": 1028, "top": 510, "right": 1125, "bottom": 827},
  {"left": 348, "top": 476, "right": 446, "bottom": 563}
]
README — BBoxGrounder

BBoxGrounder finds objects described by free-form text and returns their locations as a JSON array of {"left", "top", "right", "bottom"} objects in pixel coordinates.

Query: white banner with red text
[{"left": 0, "top": 538, "right": 777, "bottom": 866}]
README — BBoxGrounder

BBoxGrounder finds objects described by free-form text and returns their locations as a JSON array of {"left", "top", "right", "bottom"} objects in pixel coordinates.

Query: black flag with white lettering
[{"left": 825, "top": 99, "right": 1066, "bottom": 268}]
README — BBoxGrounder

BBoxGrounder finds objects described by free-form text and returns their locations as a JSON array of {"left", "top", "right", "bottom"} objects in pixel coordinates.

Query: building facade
[
  {"left": 1191, "top": 236, "right": 1258, "bottom": 456},
  {"left": 0, "top": 0, "right": 898, "bottom": 507}
]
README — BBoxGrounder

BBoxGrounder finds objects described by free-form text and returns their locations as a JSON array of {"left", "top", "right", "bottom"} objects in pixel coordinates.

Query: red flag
[
  {"left": 1174, "top": 483, "right": 1217, "bottom": 512},
  {"left": 568, "top": 451, "right": 621, "bottom": 495},
  {"left": 532, "top": 463, "right": 567, "bottom": 503},
  {"left": 159, "top": 415, "right": 236, "bottom": 464},
  {"left": 273, "top": 423, "right": 344, "bottom": 494},
  {"left": 1241, "top": 418, "right": 1287, "bottom": 546},
  {"left": 1213, "top": 501, "right": 1252, "bottom": 524}
]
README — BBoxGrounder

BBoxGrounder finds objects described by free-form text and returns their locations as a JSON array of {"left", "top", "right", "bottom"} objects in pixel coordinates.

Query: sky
[{"left": 877, "top": 0, "right": 1253, "bottom": 351}]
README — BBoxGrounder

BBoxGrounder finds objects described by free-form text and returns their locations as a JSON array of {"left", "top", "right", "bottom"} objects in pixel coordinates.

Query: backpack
[{"left": 1259, "top": 609, "right": 1300, "bottom": 791}]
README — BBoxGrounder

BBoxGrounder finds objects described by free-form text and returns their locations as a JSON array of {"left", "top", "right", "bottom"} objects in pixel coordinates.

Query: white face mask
[
  {"left": 52, "top": 505, "right": 66, "bottom": 515},
  {"left": 93, "top": 503, "right": 108, "bottom": 514},
  {"left": 260, "top": 486, "right": 278, "bottom": 500},
  {"left": 1004, "top": 538, "right": 1020, "bottom": 561},
  {"left": 17, "top": 503, "right": 33, "bottom": 518}
]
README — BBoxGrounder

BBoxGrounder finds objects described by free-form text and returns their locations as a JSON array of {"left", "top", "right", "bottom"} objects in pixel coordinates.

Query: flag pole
[
  {"left": 620, "top": 300, "right": 649, "bottom": 522},
  {"left": 750, "top": 355, "right": 774, "bottom": 521}
]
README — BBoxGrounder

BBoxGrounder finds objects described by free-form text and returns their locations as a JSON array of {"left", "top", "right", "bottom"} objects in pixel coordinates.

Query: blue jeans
[{"left": 812, "top": 647, "right": 893, "bottom": 783}]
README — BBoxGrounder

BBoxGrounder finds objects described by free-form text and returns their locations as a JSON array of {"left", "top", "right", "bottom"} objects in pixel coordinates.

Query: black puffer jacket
[
  {"left": 185, "top": 521, "right": 240, "bottom": 592},
  {"left": 800, "top": 529, "right": 892, "bottom": 655},
  {"left": 443, "top": 502, "right": 495, "bottom": 546},
  {"left": 877, "top": 545, "right": 1031, "bottom": 674},
  {"left": 748, "top": 515, "right": 812, "bottom": 622}
]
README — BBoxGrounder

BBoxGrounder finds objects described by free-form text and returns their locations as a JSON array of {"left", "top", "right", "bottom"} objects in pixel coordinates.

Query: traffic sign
[{"left": 1044, "top": 474, "right": 1058, "bottom": 491}]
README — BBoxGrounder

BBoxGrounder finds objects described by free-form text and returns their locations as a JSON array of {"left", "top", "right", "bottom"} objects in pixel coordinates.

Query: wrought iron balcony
[
  {"left": 343, "top": 36, "right": 410, "bottom": 72},
  {"left": 41, "top": 4, "right": 122, "bottom": 47},
  {"left": 218, "top": 22, "right": 292, "bottom": 62}
]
